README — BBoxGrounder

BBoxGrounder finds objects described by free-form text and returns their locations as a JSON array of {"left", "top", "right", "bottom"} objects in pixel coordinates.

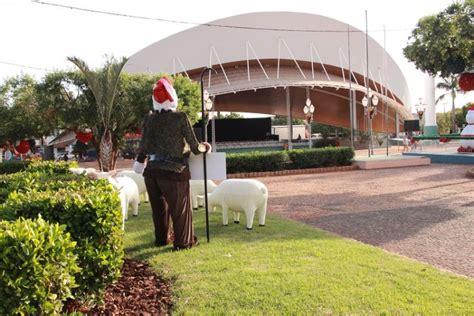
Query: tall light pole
[
  {"left": 303, "top": 89, "right": 315, "bottom": 149},
  {"left": 364, "top": 9, "right": 371, "bottom": 157},
  {"left": 200, "top": 67, "right": 216, "bottom": 243}
]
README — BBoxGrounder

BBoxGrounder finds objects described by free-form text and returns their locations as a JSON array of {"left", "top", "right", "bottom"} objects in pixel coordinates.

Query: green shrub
[
  {"left": 3, "top": 179, "right": 124, "bottom": 303},
  {"left": 0, "top": 217, "right": 80, "bottom": 315},
  {"left": 26, "top": 160, "right": 78, "bottom": 175},
  {"left": 288, "top": 147, "right": 354, "bottom": 169},
  {"left": 226, "top": 151, "right": 288, "bottom": 173},
  {"left": 0, "top": 171, "right": 85, "bottom": 205},
  {"left": 312, "top": 138, "right": 337, "bottom": 148},
  {"left": 0, "top": 160, "right": 30, "bottom": 174}
]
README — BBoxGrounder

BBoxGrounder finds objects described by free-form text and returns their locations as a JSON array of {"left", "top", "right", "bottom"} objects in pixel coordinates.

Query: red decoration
[
  {"left": 458, "top": 146, "right": 474, "bottom": 153},
  {"left": 76, "top": 130, "right": 93, "bottom": 144},
  {"left": 458, "top": 73, "right": 474, "bottom": 92},
  {"left": 15, "top": 140, "right": 30, "bottom": 154},
  {"left": 124, "top": 127, "right": 142, "bottom": 140}
]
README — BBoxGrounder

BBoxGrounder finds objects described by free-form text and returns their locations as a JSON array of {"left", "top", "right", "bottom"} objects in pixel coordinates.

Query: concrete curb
[{"left": 227, "top": 165, "right": 358, "bottom": 178}]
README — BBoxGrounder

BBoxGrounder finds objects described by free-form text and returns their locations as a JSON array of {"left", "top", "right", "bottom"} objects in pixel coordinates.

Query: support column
[
  {"left": 211, "top": 111, "right": 216, "bottom": 153},
  {"left": 349, "top": 89, "right": 354, "bottom": 148},
  {"left": 395, "top": 112, "right": 400, "bottom": 136},
  {"left": 286, "top": 87, "right": 293, "bottom": 150},
  {"left": 351, "top": 90, "right": 357, "bottom": 136},
  {"left": 424, "top": 76, "right": 438, "bottom": 135}
]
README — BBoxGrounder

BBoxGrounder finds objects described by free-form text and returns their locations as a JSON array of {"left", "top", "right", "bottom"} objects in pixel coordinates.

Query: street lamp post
[
  {"left": 200, "top": 67, "right": 216, "bottom": 243},
  {"left": 303, "top": 96, "right": 315, "bottom": 149},
  {"left": 362, "top": 90, "right": 379, "bottom": 156},
  {"left": 416, "top": 98, "right": 426, "bottom": 135}
]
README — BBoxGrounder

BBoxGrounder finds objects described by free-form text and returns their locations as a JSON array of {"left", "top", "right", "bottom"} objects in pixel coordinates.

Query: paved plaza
[{"left": 260, "top": 164, "right": 474, "bottom": 278}]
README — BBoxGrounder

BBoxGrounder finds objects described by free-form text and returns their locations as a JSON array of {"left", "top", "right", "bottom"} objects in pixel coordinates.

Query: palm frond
[{"left": 435, "top": 92, "right": 449, "bottom": 104}]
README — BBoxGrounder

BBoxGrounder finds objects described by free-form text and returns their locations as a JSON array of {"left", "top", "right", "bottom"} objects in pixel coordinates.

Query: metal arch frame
[
  {"left": 277, "top": 37, "right": 307, "bottom": 80},
  {"left": 310, "top": 43, "right": 331, "bottom": 81},
  {"left": 172, "top": 57, "right": 190, "bottom": 79},
  {"left": 338, "top": 48, "right": 361, "bottom": 86},
  {"left": 246, "top": 41, "right": 270, "bottom": 82},
  {"left": 208, "top": 45, "right": 231, "bottom": 88}
]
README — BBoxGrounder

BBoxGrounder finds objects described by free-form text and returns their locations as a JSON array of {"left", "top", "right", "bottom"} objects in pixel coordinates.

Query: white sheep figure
[
  {"left": 69, "top": 167, "right": 85, "bottom": 175},
  {"left": 107, "top": 176, "right": 140, "bottom": 229},
  {"left": 116, "top": 170, "right": 148, "bottom": 203},
  {"left": 207, "top": 179, "right": 268, "bottom": 230},
  {"left": 190, "top": 179, "right": 217, "bottom": 209}
]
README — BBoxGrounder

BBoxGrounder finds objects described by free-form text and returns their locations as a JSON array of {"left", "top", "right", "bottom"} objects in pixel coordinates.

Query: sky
[{"left": 0, "top": 0, "right": 472, "bottom": 114}]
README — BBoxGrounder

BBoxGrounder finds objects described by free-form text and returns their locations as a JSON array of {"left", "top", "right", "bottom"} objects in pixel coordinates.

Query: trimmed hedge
[
  {"left": 0, "top": 160, "right": 30, "bottom": 174},
  {"left": 312, "top": 138, "right": 337, "bottom": 148},
  {"left": 288, "top": 147, "right": 355, "bottom": 169},
  {"left": 225, "top": 147, "right": 354, "bottom": 174},
  {"left": 0, "top": 217, "right": 80, "bottom": 315},
  {"left": 226, "top": 151, "right": 288, "bottom": 173},
  {"left": 2, "top": 179, "right": 124, "bottom": 303},
  {"left": 26, "top": 160, "right": 78, "bottom": 175},
  {"left": 0, "top": 171, "right": 85, "bottom": 205}
]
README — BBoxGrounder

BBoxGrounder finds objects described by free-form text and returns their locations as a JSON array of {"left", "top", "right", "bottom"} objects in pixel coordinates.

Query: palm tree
[
  {"left": 68, "top": 56, "right": 127, "bottom": 171},
  {"left": 435, "top": 75, "right": 462, "bottom": 133}
]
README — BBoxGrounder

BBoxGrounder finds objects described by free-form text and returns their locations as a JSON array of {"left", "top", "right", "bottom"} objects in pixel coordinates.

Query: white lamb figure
[
  {"left": 69, "top": 167, "right": 86, "bottom": 175},
  {"left": 190, "top": 179, "right": 217, "bottom": 209},
  {"left": 107, "top": 176, "right": 140, "bottom": 229},
  {"left": 116, "top": 170, "right": 148, "bottom": 203},
  {"left": 82, "top": 168, "right": 99, "bottom": 177},
  {"left": 207, "top": 179, "right": 268, "bottom": 230}
]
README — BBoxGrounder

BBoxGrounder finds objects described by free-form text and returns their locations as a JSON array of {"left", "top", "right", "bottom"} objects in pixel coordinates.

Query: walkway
[{"left": 260, "top": 164, "right": 474, "bottom": 278}]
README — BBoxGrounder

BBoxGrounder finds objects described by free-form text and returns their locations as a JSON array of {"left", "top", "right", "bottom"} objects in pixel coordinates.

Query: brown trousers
[{"left": 144, "top": 175, "right": 194, "bottom": 249}]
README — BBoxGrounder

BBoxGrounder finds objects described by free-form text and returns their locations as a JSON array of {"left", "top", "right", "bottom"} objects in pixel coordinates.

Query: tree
[
  {"left": 271, "top": 116, "right": 305, "bottom": 125},
  {"left": 403, "top": 1, "right": 473, "bottom": 78},
  {"left": 0, "top": 75, "right": 54, "bottom": 145},
  {"left": 435, "top": 75, "right": 464, "bottom": 132},
  {"left": 222, "top": 112, "right": 244, "bottom": 119},
  {"left": 68, "top": 56, "right": 128, "bottom": 171},
  {"left": 36, "top": 69, "right": 201, "bottom": 170},
  {"left": 436, "top": 102, "right": 471, "bottom": 133}
]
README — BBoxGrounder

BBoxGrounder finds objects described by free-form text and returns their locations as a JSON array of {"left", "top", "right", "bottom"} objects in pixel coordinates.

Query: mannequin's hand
[{"left": 203, "top": 142, "right": 212, "bottom": 153}]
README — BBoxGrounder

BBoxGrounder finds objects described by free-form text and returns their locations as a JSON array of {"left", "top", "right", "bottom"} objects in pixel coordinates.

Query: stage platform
[
  {"left": 353, "top": 155, "right": 431, "bottom": 170},
  {"left": 403, "top": 151, "right": 474, "bottom": 164}
]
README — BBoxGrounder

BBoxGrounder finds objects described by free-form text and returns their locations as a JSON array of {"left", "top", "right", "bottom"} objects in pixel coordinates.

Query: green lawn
[{"left": 125, "top": 204, "right": 474, "bottom": 314}]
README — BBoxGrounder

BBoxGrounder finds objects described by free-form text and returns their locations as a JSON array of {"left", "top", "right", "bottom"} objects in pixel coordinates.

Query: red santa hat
[{"left": 152, "top": 77, "right": 178, "bottom": 112}]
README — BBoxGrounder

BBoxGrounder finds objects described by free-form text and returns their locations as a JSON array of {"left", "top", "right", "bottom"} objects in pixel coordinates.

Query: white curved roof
[{"left": 125, "top": 11, "right": 410, "bottom": 107}]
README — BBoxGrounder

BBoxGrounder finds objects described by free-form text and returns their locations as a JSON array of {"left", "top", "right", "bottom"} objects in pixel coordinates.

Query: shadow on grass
[{"left": 124, "top": 204, "right": 338, "bottom": 262}]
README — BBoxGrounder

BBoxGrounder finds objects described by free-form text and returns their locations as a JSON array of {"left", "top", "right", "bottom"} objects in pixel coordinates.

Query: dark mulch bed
[{"left": 66, "top": 259, "right": 173, "bottom": 315}]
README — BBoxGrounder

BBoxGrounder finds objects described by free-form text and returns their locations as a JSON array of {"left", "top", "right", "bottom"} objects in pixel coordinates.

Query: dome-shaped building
[{"left": 125, "top": 11, "right": 411, "bottom": 137}]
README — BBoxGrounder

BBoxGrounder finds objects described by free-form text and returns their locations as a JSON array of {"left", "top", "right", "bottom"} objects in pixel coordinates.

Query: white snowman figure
[{"left": 459, "top": 104, "right": 474, "bottom": 152}]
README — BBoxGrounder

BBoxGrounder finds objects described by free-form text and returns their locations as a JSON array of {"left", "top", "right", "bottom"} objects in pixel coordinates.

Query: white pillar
[{"left": 423, "top": 76, "right": 438, "bottom": 135}]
